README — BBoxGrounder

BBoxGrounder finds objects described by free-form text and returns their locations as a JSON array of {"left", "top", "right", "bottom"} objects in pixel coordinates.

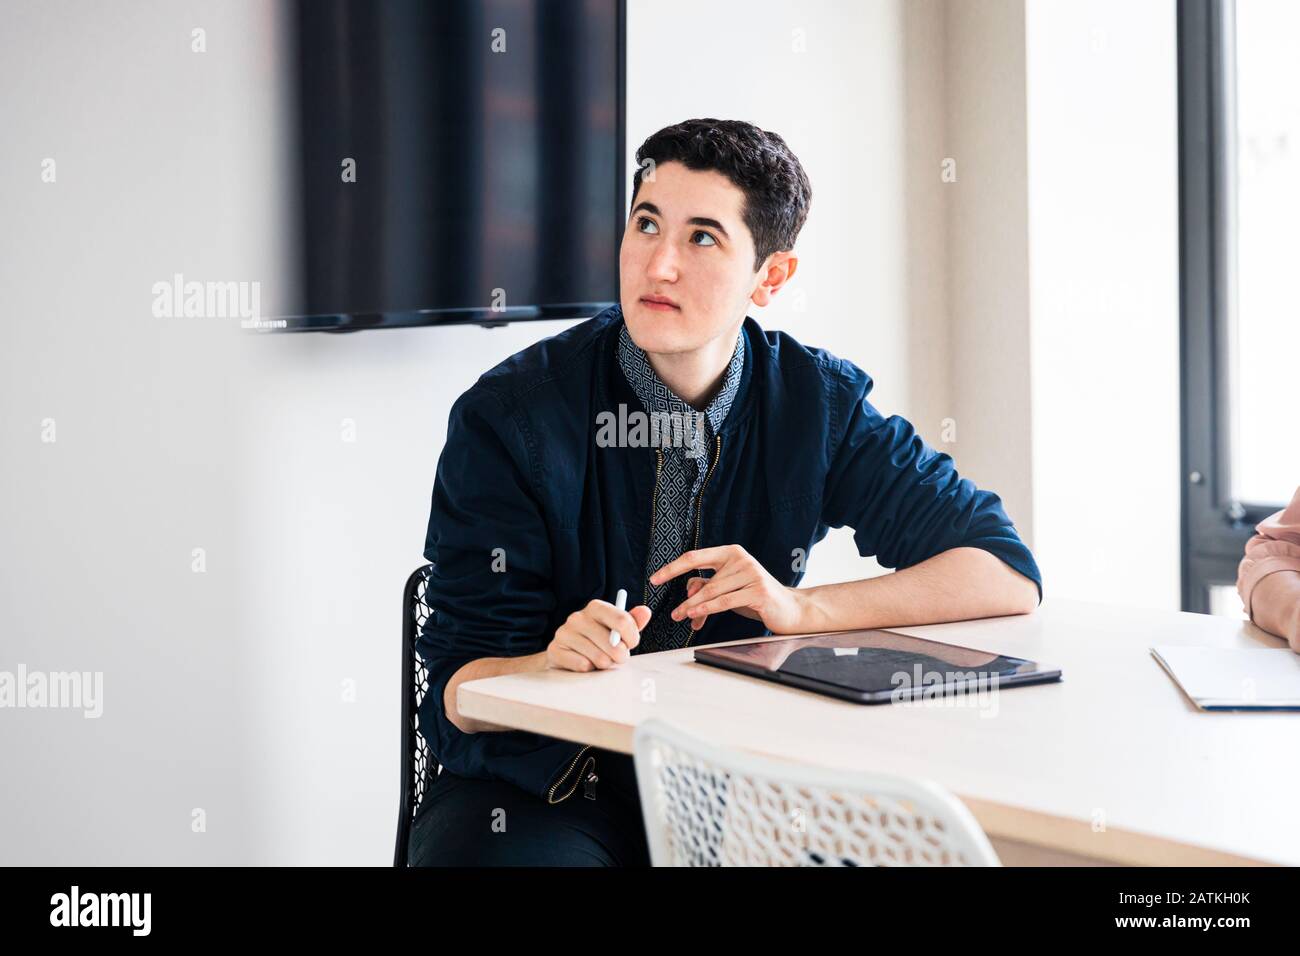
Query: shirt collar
[{"left": 616, "top": 321, "right": 745, "bottom": 436}]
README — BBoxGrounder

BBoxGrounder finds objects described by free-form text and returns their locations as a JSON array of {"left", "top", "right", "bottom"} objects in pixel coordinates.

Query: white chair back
[{"left": 633, "top": 718, "right": 1000, "bottom": 866}]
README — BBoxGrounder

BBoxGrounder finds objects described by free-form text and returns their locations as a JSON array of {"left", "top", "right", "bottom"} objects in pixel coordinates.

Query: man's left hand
[{"left": 650, "top": 544, "right": 806, "bottom": 634}]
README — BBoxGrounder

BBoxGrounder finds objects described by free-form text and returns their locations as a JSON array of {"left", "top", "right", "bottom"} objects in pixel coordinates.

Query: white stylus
[{"left": 609, "top": 588, "right": 628, "bottom": 646}]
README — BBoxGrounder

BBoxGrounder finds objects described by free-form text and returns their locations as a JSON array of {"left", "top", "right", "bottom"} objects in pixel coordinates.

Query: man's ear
[{"left": 750, "top": 252, "right": 799, "bottom": 307}]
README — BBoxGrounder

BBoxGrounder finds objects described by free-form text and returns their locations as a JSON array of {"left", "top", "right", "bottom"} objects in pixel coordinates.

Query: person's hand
[
  {"left": 546, "top": 599, "right": 651, "bottom": 671},
  {"left": 651, "top": 545, "right": 806, "bottom": 634}
]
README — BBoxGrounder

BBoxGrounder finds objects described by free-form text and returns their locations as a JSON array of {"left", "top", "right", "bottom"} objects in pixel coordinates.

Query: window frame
[{"left": 1178, "top": 0, "right": 1286, "bottom": 612}]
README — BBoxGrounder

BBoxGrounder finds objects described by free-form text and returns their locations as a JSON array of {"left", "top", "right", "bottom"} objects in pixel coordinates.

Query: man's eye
[{"left": 633, "top": 217, "right": 714, "bottom": 246}]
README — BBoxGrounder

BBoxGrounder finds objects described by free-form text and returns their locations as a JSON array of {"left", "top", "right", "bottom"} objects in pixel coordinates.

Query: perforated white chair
[{"left": 633, "top": 718, "right": 1000, "bottom": 867}]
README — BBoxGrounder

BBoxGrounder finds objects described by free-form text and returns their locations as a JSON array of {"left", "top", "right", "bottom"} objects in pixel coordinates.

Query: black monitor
[{"left": 278, "top": 0, "right": 626, "bottom": 332}]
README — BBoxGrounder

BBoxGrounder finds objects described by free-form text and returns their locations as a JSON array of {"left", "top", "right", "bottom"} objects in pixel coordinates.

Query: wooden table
[{"left": 458, "top": 598, "right": 1300, "bottom": 866}]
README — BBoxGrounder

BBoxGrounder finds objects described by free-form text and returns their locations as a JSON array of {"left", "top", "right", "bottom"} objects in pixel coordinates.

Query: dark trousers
[{"left": 408, "top": 747, "right": 652, "bottom": 866}]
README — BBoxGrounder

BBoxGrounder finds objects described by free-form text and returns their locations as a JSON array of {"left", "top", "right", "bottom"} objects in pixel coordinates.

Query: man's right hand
[{"left": 546, "top": 599, "right": 651, "bottom": 671}]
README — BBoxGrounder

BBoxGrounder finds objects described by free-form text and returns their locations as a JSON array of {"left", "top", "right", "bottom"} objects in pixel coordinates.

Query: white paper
[{"left": 1152, "top": 645, "right": 1300, "bottom": 709}]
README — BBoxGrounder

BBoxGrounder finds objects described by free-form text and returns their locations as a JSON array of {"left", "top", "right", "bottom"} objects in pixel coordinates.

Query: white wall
[
  {"left": 0, "top": 0, "right": 942, "bottom": 863},
  {"left": 1024, "top": 0, "right": 1180, "bottom": 609},
  {"left": 938, "top": 0, "right": 1181, "bottom": 608},
  {"left": 0, "top": 0, "right": 295, "bottom": 864},
  {"left": 944, "top": 0, "right": 1035, "bottom": 547}
]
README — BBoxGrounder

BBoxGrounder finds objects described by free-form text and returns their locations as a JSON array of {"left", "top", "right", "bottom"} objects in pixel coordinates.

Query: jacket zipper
[
  {"left": 643, "top": 448, "right": 664, "bottom": 609},
  {"left": 684, "top": 434, "right": 722, "bottom": 648},
  {"left": 549, "top": 437, "right": 720, "bottom": 805},
  {"left": 547, "top": 747, "right": 594, "bottom": 804}
]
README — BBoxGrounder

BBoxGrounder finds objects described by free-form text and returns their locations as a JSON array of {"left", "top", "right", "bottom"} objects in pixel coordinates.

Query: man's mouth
[{"left": 640, "top": 295, "right": 680, "bottom": 312}]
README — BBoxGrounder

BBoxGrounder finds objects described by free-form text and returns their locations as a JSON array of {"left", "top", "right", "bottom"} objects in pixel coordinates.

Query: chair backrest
[
  {"left": 632, "top": 718, "right": 1000, "bottom": 867},
  {"left": 394, "top": 563, "right": 437, "bottom": 867}
]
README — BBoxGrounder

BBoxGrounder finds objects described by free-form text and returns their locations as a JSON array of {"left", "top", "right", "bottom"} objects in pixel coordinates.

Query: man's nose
[{"left": 646, "top": 239, "right": 679, "bottom": 282}]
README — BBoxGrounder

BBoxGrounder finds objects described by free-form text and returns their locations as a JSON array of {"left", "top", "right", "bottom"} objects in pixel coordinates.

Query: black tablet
[{"left": 693, "top": 628, "right": 1061, "bottom": 704}]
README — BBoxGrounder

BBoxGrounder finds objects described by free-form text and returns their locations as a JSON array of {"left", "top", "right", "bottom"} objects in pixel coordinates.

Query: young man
[{"left": 410, "top": 119, "right": 1041, "bottom": 866}]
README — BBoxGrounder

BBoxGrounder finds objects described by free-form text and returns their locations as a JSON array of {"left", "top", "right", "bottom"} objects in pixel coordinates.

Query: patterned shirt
[{"left": 617, "top": 322, "right": 745, "bottom": 651}]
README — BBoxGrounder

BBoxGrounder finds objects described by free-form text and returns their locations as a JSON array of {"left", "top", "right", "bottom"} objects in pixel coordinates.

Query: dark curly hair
[{"left": 630, "top": 118, "right": 813, "bottom": 273}]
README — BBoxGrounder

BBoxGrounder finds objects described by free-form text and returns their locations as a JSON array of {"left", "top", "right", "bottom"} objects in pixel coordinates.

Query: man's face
[{"left": 618, "top": 161, "right": 765, "bottom": 355}]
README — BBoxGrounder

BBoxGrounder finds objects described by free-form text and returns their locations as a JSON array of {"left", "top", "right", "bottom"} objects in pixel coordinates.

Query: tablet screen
[{"left": 695, "top": 629, "right": 1045, "bottom": 698}]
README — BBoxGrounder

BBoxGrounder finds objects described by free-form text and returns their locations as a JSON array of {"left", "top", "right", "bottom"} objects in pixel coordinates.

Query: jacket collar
[
  {"left": 597, "top": 304, "right": 756, "bottom": 439},
  {"left": 616, "top": 321, "right": 744, "bottom": 435}
]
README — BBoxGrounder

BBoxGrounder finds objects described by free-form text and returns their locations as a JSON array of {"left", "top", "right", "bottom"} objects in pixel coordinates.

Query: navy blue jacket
[{"left": 419, "top": 304, "right": 1041, "bottom": 804}]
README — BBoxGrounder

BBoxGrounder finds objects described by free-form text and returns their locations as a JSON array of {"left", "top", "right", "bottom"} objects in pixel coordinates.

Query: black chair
[{"left": 395, "top": 563, "right": 440, "bottom": 866}]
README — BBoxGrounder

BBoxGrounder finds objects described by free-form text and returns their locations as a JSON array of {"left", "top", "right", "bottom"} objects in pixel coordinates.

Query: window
[
  {"left": 1208, "top": 584, "right": 1246, "bottom": 620},
  {"left": 1178, "top": 0, "right": 1293, "bottom": 613},
  {"left": 1230, "top": 0, "right": 1300, "bottom": 506}
]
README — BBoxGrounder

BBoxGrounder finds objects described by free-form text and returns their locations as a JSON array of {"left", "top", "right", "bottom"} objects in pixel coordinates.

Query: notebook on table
[{"left": 1151, "top": 645, "right": 1300, "bottom": 711}]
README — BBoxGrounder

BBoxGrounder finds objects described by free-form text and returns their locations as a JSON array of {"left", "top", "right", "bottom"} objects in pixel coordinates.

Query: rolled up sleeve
[{"left": 821, "top": 358, "right": 1042, "bottom": 602}]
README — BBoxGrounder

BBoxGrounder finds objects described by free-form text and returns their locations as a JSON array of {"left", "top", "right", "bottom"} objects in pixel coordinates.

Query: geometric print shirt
[{"left": 616, "top": 321, "right": 745, "bottom": 651}]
